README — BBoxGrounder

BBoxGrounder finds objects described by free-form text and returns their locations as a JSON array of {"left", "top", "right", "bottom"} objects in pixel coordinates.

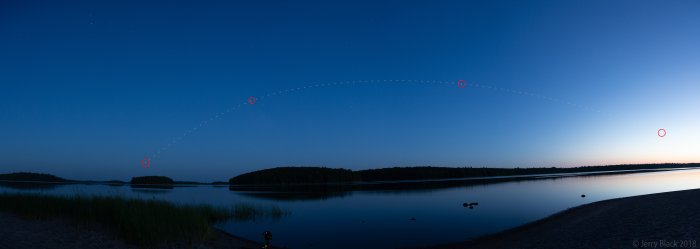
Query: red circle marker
[
  {"left": 457, "top": 79, "right": 467, "bottom": 88},
  {"left": 658, "top": 128, "right": 667, "bottom": 138},
  {"left": 141, "top": 157, "right": 151, "bottom": 169},
  {"left": 247, "top": 96, "right": 257, "bottom": 105}
]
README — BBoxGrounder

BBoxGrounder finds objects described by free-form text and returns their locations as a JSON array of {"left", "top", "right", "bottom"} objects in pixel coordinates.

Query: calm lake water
[{"left": 3, "top": 169, "right": 700, "bottom": 249}]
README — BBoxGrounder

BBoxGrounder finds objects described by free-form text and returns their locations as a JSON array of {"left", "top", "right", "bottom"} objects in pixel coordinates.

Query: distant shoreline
[
  {"left": 232, "top": 166, "right": 695, "bottom": 187},
  {"left": 430, "top": 188, "right": 700, "bottom": 249},
  {"left": 2, "top": 164, "right": 699, "bottom": 190},
  {"left": 227, "top": 167, "right": 700, "bottom": 196},
  {"left": 228, "top": 163, "right": 700, "bottom": 186}
]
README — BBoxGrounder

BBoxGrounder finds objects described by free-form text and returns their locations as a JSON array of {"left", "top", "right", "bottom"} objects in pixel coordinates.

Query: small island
[
  {"left": 130, "top": 176, "right": 174, "bottom": 187},
  {"left": 0, "top": 172, "right": 67, "bottom": 183}
]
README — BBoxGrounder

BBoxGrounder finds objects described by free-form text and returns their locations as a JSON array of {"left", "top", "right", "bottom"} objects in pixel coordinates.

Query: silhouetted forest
[
  {"left": 0, "top": 172, "right": 67, "bottom": 182},
  {"left": 130, "top": 176, "right": 175, "bottom": 185},
  {"left": 230, "top": 167, "right": 356, "bottom": 185},
  {"left": 229, "top": 163, "right": 700, "bottom": 185}
]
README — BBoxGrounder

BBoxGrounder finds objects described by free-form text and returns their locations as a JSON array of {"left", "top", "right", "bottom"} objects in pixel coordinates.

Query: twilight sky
[{"left": 1, "top": 0, "right": 699, "bottom": 181}]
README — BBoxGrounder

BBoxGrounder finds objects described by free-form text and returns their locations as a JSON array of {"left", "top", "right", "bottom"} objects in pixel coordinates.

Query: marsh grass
[{"left": 0, "top": 193, "right": 289, "bottom": 248}]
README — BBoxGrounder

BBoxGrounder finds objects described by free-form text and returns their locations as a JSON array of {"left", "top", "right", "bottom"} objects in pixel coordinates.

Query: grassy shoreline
[{"left": 0, "top": 193, "right": 287, "bottom": 248}]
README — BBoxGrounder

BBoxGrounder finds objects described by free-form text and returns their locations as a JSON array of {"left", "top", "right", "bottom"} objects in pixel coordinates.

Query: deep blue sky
[{"left": 2, "top": 0, "right": 700, "bottom": 181}]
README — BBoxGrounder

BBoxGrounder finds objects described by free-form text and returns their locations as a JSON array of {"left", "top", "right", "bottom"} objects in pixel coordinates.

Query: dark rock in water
[
  {"left": 410, "top": 217, "right": 416, "bottom": 221},
  {"left": 463, "top": 202, "right": 479, "bottom": 207},
  {"left": 581, "top": 194, "right": 586, "bottom": 198}
]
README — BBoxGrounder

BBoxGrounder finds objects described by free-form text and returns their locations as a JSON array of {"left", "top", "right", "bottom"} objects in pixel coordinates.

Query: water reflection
[
  {"left": 0, "top": 181, "right": 62, "bottom": 190},
  {"left": 222, "top": 169, "right": 700, "bottom": 249},
  {"left": 130, "top": 187, "right": 173, "bottom": 194},
  {"left": 106, "top": 181, "right": 127, "bottom": 186},
  {"left": 129, "top": 184, "right": 174, "bottom": 190},
  {"left": 239, "top": 190, "right": 352, "bottom": 201},
  {"left": 229, "top": 176, "right": 570, "bottom": 201}
]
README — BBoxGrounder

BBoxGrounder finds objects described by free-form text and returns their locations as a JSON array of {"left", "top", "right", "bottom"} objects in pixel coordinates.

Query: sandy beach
[
  {"left": 431, "top": 188, "right": 700, "bottom": 249},
  {"left": 0, "top": 211, "right": 267, "bottom": 249}
]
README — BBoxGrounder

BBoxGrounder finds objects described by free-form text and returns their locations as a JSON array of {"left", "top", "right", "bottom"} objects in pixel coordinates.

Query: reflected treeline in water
[
  {"left": 130, "top": 187, "right": 173, "bottom": 194},
  {"left": 239, "top": 190, "right": 352, "bottom": 201},
  {"left": 106, "top": 180, "right": 127, "bottom": 186},
  {"left": 0, "top": 181, "right": 63, "bottom": 190},
  {"left": 129, "top": 184, "right": 174, "bottom": 190},
  {"left": 229, "top": 176, "right": 556, "bottom": 201},
  {"left": 230, "top": 184, "right": 353, "bottom": 201}
]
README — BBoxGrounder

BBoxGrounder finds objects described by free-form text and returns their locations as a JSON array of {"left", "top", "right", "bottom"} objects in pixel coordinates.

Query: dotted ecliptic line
[
  {"left": 149, "top": 79, "right": 602, "bottom": 159},
  {"left": 150, "top": 80, "right": 454, "bottom": 158},
  {"left": 469, "top": 82, "right": 606, "bottom": 115}
]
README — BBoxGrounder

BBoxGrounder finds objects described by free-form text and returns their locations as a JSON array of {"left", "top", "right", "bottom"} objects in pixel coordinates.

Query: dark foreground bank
[
  {"left": 0, "top": 211, "right": 268, "bottom": 249},
  {"left": 430, "top": 188, "right": 700, "bottom": 249},
  {"left": 0, "top": 193, "right": 283, "bottom": 249}
]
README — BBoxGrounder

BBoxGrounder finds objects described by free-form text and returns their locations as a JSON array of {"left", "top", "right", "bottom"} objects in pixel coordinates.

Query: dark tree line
[
  {"left": 130, "top": 176, "right": 174, "bottom": 185},
  {"left": 229, "top": 167, "right": 356, "bottom": 185},
  {"left": 0, "top": 172, "right": 67, "bottom": 182},
  {"left": 229, "top": 163, "right": 700, "bottom": 185}
]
